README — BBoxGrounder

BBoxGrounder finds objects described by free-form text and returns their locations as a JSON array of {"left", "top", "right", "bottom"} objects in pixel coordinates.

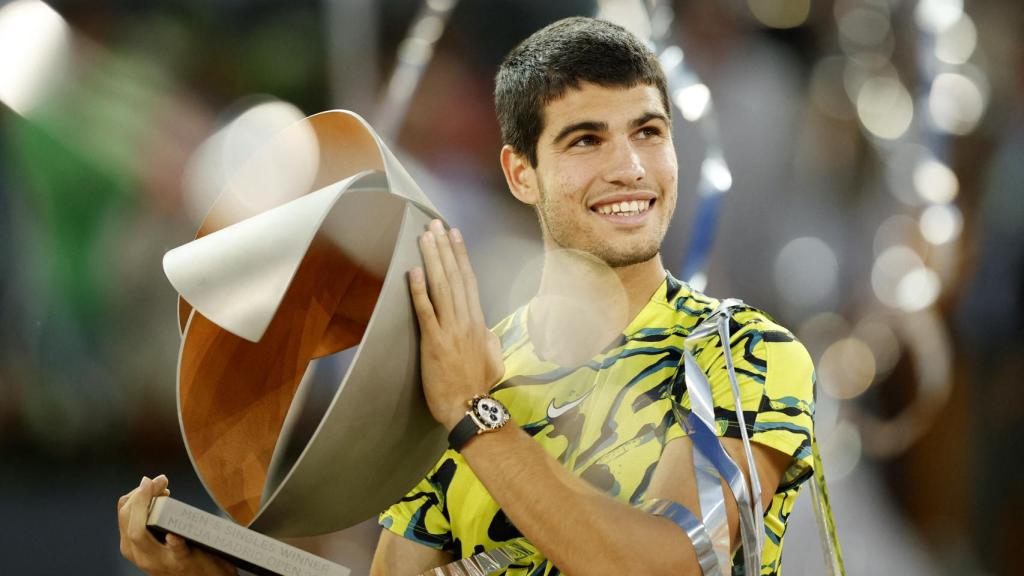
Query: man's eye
[
  {"left": 638, "top": 126, "right": 662, "bottom": 139},
  {"left": 571, "top": 135, "right": 599, "bottom": 147}
]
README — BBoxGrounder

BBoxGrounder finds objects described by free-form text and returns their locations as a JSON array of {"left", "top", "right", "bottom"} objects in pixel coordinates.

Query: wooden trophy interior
[{"left": 175, "top": 113, "right": 396, "bottom": 524}]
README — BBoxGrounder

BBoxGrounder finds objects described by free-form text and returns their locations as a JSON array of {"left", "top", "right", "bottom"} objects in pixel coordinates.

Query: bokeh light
[
  {"left": 658, "top": 45, "right": 684, "bottom": 74},
  {"left": 774, "top": 236, "right": 839, "bottom": 309},
  {"left": 687, "top": 271, "right": 708, "bottom": 292},
  {"left": 935, "top": 14, "right": 977, "bottom": 64},
  {"left": 928, "top": 72, "right": 985, "bottom": 135},
  {"left": 856, "top": 76, "right": 914, "bottom": 140},
  {"left": 673, "top": 83, "right": 711, "bottom": 122},
  {"left": 747, "top": 0, "right": 811, "bottom": 30},
  {"left": 896, "top": 267, "right": 942, "bottom": 312},
  {"left": 819, "top": 337, "right": 877, "bottom": 400},
  {"left": 838, "top": 5, "right": 893, "bottom": 57},
  {"left": 912, "top": 156, "right": 959, "bottom": 204},
  {"left": 425, "top": 0, "right": 456, "bottom": 10},
  {"left": 0, "top": 0, "right": 71, "bottom": 116},
  {"left": 883, "top": 143, "right": 930, "bottom": 206},
  {"left": 872, "top": 245, "right": 924, "bottom": 308},
  {"left": 853, "top": 316, "right": 902, "bottom": 379},
  {"left": 183, "top": 99, "right": 318, "bottom": 225},
  {"left": 700, "top": 154, "right": 733, "bottom": 193},
  {"left": 914, "top": 0, "right": 964, "bottom": 33},
  {"left": 839, "top": 6, "right": 891, "bottom": 47},
  {"left": 843, "top": 53, "right": 896, "bottom": 103},
  {"left": 596, "top": 0, "right": 653, "bottom": 41},
  {"left": 873, "top": 214, "right": 919, "bottom": 255},
  {"left": 919, "top": 203, "right": 963, "bottom": 245},
  {"left": 796, "top": 312, "right": 851, "bottom": 361}
]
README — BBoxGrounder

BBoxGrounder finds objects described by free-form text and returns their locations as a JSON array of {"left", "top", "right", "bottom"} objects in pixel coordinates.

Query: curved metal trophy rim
[
  {"left": 251, "top": 200, "right": 435, "bottom": 530},
  {"left": 171, "top": 109, "right": 440, "bottom": 342},
  {"left": 168, "top": 109, "right": 445, "bottom": 535},
  {"left": 170, "top": 170, "right": 398, "bottom": 522}
]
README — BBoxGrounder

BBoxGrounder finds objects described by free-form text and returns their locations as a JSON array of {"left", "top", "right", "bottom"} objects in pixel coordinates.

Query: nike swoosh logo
[{"left": 547, "top": 390, "right": 591, "bottom": 419}]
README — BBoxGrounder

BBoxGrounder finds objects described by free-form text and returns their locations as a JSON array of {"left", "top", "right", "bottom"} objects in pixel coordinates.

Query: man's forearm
[
  {"left": 459, "top": 423, "right": 700, "bottom": 576},
  {"left": 407, "top": 222, "right": 708, "bottom": 574}
]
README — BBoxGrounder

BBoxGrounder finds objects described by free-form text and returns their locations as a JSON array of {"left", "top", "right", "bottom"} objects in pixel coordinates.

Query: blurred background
[{"left": 0, "top": 0, "right": 1021, "bottom": 574}]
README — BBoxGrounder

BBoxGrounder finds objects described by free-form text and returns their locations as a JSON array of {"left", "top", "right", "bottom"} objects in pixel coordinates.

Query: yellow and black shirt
[{"left": 380, "top": 274, "right": 815, "bottom": 575}]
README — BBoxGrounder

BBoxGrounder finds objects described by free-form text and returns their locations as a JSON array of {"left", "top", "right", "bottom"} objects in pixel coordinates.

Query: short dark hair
[{"left": 495, "top": 16, "right": 670, "bottom": 167}]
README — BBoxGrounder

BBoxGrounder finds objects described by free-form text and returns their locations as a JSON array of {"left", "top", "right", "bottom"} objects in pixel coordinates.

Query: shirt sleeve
[
  {"left": 681, "top": 312, "right": 816, "bottom": 488},
  {"left": 378, "top": 454, "right": 457, "bottom": 551}
]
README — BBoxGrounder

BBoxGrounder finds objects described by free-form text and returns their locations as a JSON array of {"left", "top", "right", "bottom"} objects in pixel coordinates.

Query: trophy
[{"left": 148, "top": 110, "right": 449, "bottom": 575}]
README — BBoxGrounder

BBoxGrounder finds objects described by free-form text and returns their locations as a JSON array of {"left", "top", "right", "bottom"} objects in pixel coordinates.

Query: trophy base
[{"left": 146, "top": 496, "right": 351, "bottom": 576}]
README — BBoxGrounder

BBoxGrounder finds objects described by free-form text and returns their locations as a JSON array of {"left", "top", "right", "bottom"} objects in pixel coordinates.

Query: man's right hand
[{"left": 117, "top": 475, "right": 236, "bottom": 576}]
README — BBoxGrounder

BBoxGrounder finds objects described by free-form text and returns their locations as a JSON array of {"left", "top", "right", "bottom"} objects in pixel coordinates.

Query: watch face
[{"left": 473, "top": 396, "right": 508, "bottom": 430}]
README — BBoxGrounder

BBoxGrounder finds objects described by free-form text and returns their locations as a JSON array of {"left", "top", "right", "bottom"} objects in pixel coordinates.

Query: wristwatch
[{"left": 447, "top": 394, "right": 510, "bottom": 452}]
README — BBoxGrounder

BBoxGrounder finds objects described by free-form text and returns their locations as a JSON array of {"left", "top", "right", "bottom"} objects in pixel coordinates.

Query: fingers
[
  {"left": 124, "top": 477, "right": 165, "bottom": 558},
  {"left": 165, "top": 533, "right": 187, "bottom": 549},
  {"left": 118, "top": 488, "right": 137, "bottom": 512},
  {"left": 408, "top": 267, "right": 439, "bottom": 335},
  {"left": 117, "top": 487, "right": 136, "bottom": 559},
  {"left": 166, "top": 533, "right": 192, "bottom": 562},
  {"left": 419, "top": 228, "right": 454, "bottom": 325},
  {"left": 119, "top": 475, "right": 213, "bottom": 574},
  {"left": 428, "top": 220, "right": 469, "bottom": 323},
  {"left": 152, "top": 474, "right": 169, "bottom": 494},
  {"left": 449, "top": 227, "right": 486, "bottom": 328}
]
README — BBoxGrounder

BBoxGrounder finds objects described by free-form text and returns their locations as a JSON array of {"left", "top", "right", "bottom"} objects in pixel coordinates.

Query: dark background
[{"left": 0, "top": 0, "right": 1021, "bottom": 574}]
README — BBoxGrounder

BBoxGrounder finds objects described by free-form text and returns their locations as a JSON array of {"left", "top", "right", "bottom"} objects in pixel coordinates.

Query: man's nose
[{"left": 603, "top": 140, "right": 646, "bottom": 185}]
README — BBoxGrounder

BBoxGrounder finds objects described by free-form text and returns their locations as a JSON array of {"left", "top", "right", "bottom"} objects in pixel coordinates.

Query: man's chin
[
  {"left": 600, "top": 246, "right": 661, "bottom": 269},
  {"left": 545, "top": 225, "right": 663, "bottom": 269}
]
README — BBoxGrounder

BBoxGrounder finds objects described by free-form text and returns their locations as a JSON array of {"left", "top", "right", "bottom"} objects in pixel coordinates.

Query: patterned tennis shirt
[{"left": 380, "top": 274, "right": 815, "bottom": 575}]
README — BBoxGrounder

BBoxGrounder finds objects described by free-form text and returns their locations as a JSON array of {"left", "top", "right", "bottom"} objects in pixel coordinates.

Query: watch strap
[{"left": 447, "top": 413, "right": 480, "bottom": 452}]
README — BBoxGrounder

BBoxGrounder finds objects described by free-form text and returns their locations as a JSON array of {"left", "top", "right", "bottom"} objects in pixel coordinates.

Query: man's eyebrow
[
  {"left": 550, "top": 113, "right": 669, "bottom": 145},
  {"left": 630, "top": 111, "right": 669, "bottom": 128},
  {"left": 552, "top": 121, "right": 608, "bottom": 145}
]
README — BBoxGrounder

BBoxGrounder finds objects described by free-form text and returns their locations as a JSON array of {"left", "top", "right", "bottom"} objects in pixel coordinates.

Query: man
[{"left": 119, "top": 16, "right": 814, "bottom": 576}]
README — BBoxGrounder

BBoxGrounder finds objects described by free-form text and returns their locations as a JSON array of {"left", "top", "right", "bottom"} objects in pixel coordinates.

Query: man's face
[{"left": 530, "top": 82, "right": 678, "bottom": 268}]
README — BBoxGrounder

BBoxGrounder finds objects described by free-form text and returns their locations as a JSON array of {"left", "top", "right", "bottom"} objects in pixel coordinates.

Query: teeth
[{"left": 595, "top": 199, "right": 651, "bottom": 216}]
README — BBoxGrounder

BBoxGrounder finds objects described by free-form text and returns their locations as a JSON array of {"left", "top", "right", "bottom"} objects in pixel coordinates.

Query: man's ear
[{"left": 500, "top": 145, "right": 539, "bottom": 206}]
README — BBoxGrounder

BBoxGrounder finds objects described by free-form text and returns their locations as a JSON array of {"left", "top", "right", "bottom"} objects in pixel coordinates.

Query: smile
[{"left": 589, "top": 197, "right": 656, "bottom": 222}]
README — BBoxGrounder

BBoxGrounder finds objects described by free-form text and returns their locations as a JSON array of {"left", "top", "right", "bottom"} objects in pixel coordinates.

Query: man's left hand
[{"left": 408, "top": 219, "right": 504, "bottom": 430}]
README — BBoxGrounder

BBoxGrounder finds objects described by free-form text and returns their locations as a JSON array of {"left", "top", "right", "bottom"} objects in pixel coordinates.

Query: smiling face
[{"left": 502, "top": 82, "right": 678, "bottom": 268}]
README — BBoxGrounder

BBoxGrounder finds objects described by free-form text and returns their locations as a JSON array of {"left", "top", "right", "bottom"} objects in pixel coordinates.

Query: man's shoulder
[
  {"left": 657, "top": 276, "right": 795, "bottom": 341},
  {"left": 665, "top": 281, "right": 811, "bottom": 378},
  {"left": 728, "top": 305, "right": 797, "bottom": 343}
]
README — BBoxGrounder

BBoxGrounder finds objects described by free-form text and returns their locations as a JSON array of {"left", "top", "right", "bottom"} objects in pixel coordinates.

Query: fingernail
[
  {"left": 450, "top": 228, "right": 462, "bottom": 243},
  {"left": 140, "top": 476, "right": 149, "bottom": 488},
  {"left": 409, "top": 268, "right": 422, "bottom": 281},
  {"left": 422, "top": 231, "right": 435, "bottom": 244},
  {"left": 431, "top": 219, "right": 446, "bottom": 234},
  {"left": 154, "top": 474, "right": 167, "bottom": 484}
]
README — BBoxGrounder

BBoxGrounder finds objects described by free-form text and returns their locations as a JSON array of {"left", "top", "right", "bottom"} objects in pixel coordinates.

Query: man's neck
[
  {"left": 608, "top": 256, "right": 669, "bottom": 320},
  {"left": 528, "top": 250, "right": 667, "bottom": 365}
]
